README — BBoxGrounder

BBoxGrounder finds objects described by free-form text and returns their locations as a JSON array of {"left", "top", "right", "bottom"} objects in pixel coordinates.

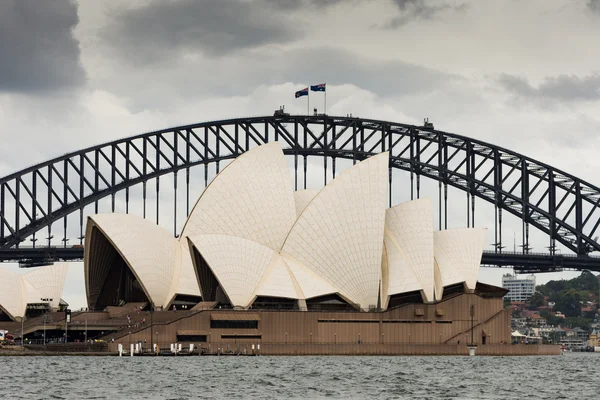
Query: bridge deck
[{"left": 2, "top": 247, "right": 600, "bottom": 273}]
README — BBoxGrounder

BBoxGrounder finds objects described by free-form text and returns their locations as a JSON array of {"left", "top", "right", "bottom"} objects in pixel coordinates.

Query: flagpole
[
  {"left": 307, "top": 89, "right": 310, "bottom": 115},
  {"left": 324, "top": 82, "right": 327, "bottom": 115}
]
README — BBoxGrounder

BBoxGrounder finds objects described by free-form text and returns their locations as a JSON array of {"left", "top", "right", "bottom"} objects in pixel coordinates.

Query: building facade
[{"left": 502, "top": 274, "right": 536, "bottom": 302}]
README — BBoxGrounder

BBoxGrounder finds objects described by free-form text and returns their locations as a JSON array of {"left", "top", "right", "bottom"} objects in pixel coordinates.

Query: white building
[
  {"left": 0, "top": 263, "right": 68, "bottom": 321},
  {"left": 502, "top": 274, "right": 536, "bottom": 302},
  {"left": 84, "top": 142, "right": 489, "bottom": 312}
]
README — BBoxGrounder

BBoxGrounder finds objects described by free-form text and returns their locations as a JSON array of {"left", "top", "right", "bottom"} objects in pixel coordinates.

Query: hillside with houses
[{"left": 506, "top": 270, "right": 600, "bottom": 350}]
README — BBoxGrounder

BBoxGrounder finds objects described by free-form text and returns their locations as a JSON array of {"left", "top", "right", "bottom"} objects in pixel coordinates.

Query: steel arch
[{"left": 1, "top": 115, "right": 600, "bottom": 258}]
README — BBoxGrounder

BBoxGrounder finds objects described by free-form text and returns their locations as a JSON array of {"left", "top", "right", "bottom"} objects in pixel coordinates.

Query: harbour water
[{"left": 1, "top": 353, "right": 599, "bottom": 399}]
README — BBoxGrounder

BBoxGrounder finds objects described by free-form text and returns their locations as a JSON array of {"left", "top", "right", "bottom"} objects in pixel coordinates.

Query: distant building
[
  {"left": 502, "top": 274, "right": 536, "bottom": 302},
  {"left": 589, "top": 327, "right": 599, "bottom": 348},
  {"left": 570, "top": 327, "right": 589, "bottom": 342}
]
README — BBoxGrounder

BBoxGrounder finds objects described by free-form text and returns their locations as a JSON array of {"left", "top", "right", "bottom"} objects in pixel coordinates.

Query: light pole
[
  {"left": 470, "top": 304, "right": 475, "bottom": 346},
  {"left": 149, "top": 301, "right": 154, "bottom": 353}
]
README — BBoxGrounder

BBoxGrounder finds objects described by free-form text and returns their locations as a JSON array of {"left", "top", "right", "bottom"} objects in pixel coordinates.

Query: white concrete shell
[
  {"left": 175, "top": 249, "right": 202, "bottom": 298},
  {"left": 187, "top": 234, "right": 280, "bottom": 308},
  {"left": 181, "top": 142, "right": 297, "bottom": 252},
  {"left": 85, "top": 213, "right": 182, "bottom": 309},
  {"left": 0, "top": 268, "right": 26, "bottom": 320},
  {"left": 293, "top": 189, "right": 320, "bottom": 218},
  {"left": 254, "top": 256, "right": 302, "bottom": 300},
  {"left": 282, "top": 153, "right": 389, "bottom": 310},
  {"left": 384, "top": 198, "right": 435, "bottom": 303},
  {"left": 433, "top": 259, "right": 444, "bottom": 301},
  {"left": 280, "top": 253, "right": 338, "bottom": 300},
  {"left": 22, "top": 263, "right": 68, "bottom": 310},
  {"left": 23, "top": 279, "right": 44, "bottom": 306},
  {"left": 433, "top": 227, "right": 487, "bottom": 297}
]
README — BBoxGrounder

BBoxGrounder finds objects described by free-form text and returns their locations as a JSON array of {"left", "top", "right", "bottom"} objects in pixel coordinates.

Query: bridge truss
[{"left": 1, "top": 115, "right": 600, "bottom": 271}]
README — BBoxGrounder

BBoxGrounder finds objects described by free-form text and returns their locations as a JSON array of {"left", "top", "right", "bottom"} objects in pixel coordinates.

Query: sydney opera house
[
  {"left": 1, "top": 143, "right": 533, "bottom": 355},
  {"left": 0, "top": 263, "right": 68, "bottom": 322}
]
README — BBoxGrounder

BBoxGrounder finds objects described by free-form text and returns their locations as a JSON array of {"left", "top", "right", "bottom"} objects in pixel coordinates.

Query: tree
[
  {"left": 536, "top": 285, "right": 551, "bottom": 297},
  {"left": 528, "top": 292, "right": 545, "bottom": 309},
  {"left": 553, "top": 290, "right": 582, "bottom": 318},
  {"left": 546, "top": 314, "right": 563, "bottom": 327},
  {"left": 572, "top": 270, "right": 600, "bottom": 293},
  {"left": 565, "top": 317, "right": 591, "bottom": 331}
]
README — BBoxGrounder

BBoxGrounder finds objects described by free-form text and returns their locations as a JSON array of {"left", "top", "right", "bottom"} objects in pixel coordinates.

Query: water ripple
[{"left": 0, "top": 353, "right": 599, "bottom": 399}]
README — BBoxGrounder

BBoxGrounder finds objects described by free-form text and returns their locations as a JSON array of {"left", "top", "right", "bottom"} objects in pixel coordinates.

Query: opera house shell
[
  {"left": 0, "top": 263, "right": 68, "bottom": 321},
  {"left": 84, "top": 142, "right": 487, "bottom": 313}
]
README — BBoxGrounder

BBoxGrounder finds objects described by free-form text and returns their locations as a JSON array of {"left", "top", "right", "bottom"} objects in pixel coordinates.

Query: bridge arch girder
[{"left": 0, "top": 115, "right": 598, "bottom": 257}]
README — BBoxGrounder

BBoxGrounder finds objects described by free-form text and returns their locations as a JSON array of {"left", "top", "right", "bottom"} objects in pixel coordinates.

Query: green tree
[
  {"left": 528, "top": 292, "right": 545, "bottom": 309},
  {"left": 536, "top": 285, "right": 551, "bottom": 297},
  {"left": 546, "top": 314, "right": 563, "bottom": 326},
  {"left": 553, "top": 289, "right": 581, "bottom": 318},
  {"left": 572, "top": 270, "right": 600, "bottom": 292},
  {"left": 564, "top": 316, "right": 592, "bottom": 331}
]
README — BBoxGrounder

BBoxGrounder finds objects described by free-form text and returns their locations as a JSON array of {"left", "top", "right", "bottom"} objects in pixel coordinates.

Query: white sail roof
[
  {"left": 180, "top": 142, "right": 296, "bottom": 252},
  {"left": 86, "top": 213, "right": 182, "bottom": 308},
  {"left": 434, "top": 227, "right": 487, "bottom": 296},
  {"left": 254, "top": 256, "right": 302, "bottom": 300},
  {"left": 280, "top": 253, "right": 338, "bottom": 300},
  {"left": 23, "top": 279, "right": 43, "bottom": 305},
  {"left": 384, "top": 198, "right": 435, "bottom": 302},
  {"left": 187, "top": 234, "right": 280, "bottom": 308},
  {"left": 175, "top": 248, "right": 202, "bottom": 298},
  {"left": 22, "top": 263, "right": 68, "bottom": 309},
  {"left": 281, "top": 153, "right": 389, "bottom": 310},
  {"left": 293, "top": 189, "right": 320, "bottom": 218},
  {"left": 0, "top": 268, "right": 26, "bottom": 320}
]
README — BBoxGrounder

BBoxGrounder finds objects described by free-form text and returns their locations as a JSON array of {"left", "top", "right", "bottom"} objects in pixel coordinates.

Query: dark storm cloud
[
  {"left": 101, "top": 0, "right": 308, "bottom": 63},
  {"left": 588, "top": 0, "right": 600, "bottom": 13},
  {"left": 0, "top": 0, "right": 85, "bottom": 92},
  {"left": 383, "top": 0, "right": 467, "bottom": 29},
  {"left": 497, "top": 73, "right": 600, "bottom": 101}
]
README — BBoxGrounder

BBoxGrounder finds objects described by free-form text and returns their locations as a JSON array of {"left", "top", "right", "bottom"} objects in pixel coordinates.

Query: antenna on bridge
[
  {"left": 423, "top": 118, "right": 434, "bottom": 129},
  {"left": 273, "top": 105, "right": 290, "bottom": 117}
]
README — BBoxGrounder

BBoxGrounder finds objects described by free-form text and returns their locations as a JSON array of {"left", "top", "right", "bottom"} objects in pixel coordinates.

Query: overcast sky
[{"left": 1, "top": 0, "right": 600, "bottom": 308}]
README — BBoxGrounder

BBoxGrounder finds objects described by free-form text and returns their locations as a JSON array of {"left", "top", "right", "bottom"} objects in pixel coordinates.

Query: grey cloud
[
  {"left": 0, "top": 0, "right": 85, "bottom": 92},
  {"left": 263, "top": 0, "right": 347, "bottom": 9},
  {"left": 383, "top": 0, "right": 467, "bottom": 29},
  {"left": 497, "top": 73, "right": 600, "bottom": 101},
  {"left": 269, "top": 47, "right": 461, "bottom": 97},
  {"left": 92, "top": 45, "right": 463, "bottom": 113},
  {"left": 100, "top": 0, "right": 306, "bottom": 63},
  {"left": 588, "top": 0, "right": 600, "bottom": 13}
]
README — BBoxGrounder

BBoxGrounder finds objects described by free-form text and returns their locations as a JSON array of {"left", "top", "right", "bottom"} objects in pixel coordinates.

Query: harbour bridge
[{"left": 2, "top": 115, "right": 600, "bottom": 273}]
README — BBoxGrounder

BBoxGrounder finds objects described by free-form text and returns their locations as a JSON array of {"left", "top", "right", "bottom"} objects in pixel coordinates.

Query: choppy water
[{"left": 1, "top": 353, "right": 599, "bottom": 399}]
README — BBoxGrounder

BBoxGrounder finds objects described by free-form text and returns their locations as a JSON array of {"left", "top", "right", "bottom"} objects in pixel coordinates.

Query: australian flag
[
  {"left": 310, "top": 83, "right": 326, "bottom": 92},
  {"left": 295, "top": 87, "right": 309, "bottom": 98}
]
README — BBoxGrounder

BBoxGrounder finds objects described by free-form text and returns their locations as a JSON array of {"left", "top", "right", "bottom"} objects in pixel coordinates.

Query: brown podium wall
[{"left": 109, "top": 293, "right": 524, "bottom": 354}]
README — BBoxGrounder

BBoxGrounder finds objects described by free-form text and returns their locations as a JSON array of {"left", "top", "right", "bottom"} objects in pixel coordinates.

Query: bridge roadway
[{"left": 1, "top": 247, "right": 599, "bottom": 274}]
